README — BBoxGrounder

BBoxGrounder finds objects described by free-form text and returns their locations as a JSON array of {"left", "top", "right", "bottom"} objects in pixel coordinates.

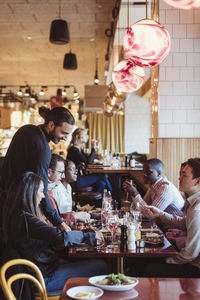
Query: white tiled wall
[
  {"left": 159, "top": 3, "right": 200, "bottom": 137},
  {"left": 124, "top": 94, "right": 150, "bottom": 154}
]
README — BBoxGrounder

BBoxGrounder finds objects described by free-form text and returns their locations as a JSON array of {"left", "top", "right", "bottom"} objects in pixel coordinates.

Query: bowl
[{"left": 88, "top": 275, "right": 138, "bottom": 291}]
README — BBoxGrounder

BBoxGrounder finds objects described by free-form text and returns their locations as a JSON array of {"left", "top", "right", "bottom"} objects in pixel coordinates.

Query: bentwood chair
[{"left": 0, "top": 259, "right": 60, "bottom": 300}]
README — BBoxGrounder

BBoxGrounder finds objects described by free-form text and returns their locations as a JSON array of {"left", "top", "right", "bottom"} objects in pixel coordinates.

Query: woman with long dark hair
[{"left": 2, "top": 172, "right": 107, "bottom": 292}]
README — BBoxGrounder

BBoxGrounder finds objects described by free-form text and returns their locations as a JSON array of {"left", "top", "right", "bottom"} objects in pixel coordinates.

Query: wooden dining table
[
  {"left": 68, "top": 221, "right": 178, "bottom": 273},
  {"left": 59, "top": 277, "right": 198, "bottom": 300}
]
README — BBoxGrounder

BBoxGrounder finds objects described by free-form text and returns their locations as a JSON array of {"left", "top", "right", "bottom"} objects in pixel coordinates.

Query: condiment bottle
[
  {"left": 135, "top": 223, "right": 141, "bottom": 240},
  {"left": 129, "top": 155, "right": 135, "bottom": 168},
  {"left": 120, "top": 225, "right": 128, "bottom": 252},
  {"left": 128, "top": 224, "right": 136, "bottom": 250},
  {"left": 125, "top": 155, "right": 130, "bottom": 167}
]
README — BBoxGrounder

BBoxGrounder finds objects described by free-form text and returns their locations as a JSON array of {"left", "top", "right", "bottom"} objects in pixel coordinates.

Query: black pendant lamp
[
  {"left": 49, "top": 0, "right": 69, "bottom": 44},
  {"left": 63, "top": 51, "right": 77, "bottom": 70}
]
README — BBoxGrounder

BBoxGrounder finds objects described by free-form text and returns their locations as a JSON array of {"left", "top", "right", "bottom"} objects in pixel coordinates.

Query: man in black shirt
[{"left": 0, "top": 106, "right": 75, "bottom": 231}]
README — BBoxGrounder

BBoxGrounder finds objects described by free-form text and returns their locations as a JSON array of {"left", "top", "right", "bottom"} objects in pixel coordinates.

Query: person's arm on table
[
  {"left": 22, "top": 212, "right": 95, "bottom": 246},
  {"left": 142, "top": 205, "right": 186, "bottom": 230},
  {"left": 166, "top": 209, "right": 200, "bottom": 265},
  {"left": 68, "top": 146, "right": 95, "bottom": 165}
]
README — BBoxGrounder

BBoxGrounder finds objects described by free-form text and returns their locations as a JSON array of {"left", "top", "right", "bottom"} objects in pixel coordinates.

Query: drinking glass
[
  {"left": 130, "top": 202, "right": 142, "bottom": 240},
  {"left": 106, "top": 210, "right": 119, "bottom": 248}
]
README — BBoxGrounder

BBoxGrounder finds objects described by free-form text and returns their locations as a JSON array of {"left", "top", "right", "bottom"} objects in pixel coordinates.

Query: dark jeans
[
  {"left": 76, "top": 174, "right": 112, "bottom": 195},
  {"left": 127, "top": 258, "right": 200, "bottom": 278},
  {"left": 45, "top": 258, "right": 108, "bottom": 292}
]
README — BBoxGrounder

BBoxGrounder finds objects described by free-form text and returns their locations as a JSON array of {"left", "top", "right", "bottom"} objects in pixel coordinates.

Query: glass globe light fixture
[
  {"left": 163, "top": 0, "right": 200, "bottom": 9},
  {"left": 112, "top": 60, "right": 145, "bottom": 93},
  {"left": 123, "top": 19, "right": 171, "bottom": 67}
]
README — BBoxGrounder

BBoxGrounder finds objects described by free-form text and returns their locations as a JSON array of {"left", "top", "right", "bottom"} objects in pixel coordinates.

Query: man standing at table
[
  {"left": 0, "top": 106, "right": 75, "bottom": 231},
  {"left": 142, "top": 158, "right": 200, "bottom": 277},
  {"left": 123, "top": 158, "right": 184, "bottom": 216}
]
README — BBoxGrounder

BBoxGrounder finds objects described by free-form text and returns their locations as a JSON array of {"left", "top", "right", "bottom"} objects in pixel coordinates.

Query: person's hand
[
  {"left": 165, "top": 232, "right": 176, "bottom": 244},
  {"left": 58, "top": 221, "right": 71, "bottom": 232},
  {"left": 142, "top": 205, "right": 162, "bottom": 219},
  {"left": 75, "top": 212, "right": 91, "bottom": 223},
  {"left": 123, "top": 180, "right": 139, "bottom": 197},
  {"left": 91, "top": 139, "right": 96, "bottom": 148}
]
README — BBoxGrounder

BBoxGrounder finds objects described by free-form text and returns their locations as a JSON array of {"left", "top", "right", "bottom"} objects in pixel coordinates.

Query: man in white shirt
[
  {"left": 142, "top": 157, "right": 200, "bottom": 277},
  {"left": 48, "top": 154, "right": 90, "bottom": 224},
  {"left": 123, "top": 158, "right": 184, "bottom": 216}
]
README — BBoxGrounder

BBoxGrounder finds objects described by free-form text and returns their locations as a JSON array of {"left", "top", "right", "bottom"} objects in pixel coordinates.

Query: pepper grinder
[{"left": 120, "top": 225, "right": 128, "bottom": 252}]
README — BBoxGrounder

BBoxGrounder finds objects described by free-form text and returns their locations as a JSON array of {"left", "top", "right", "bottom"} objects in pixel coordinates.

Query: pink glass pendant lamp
[
  {"left": 163, "top": 0, "right": 200, "bottom": 9},
  {"left": 123, "top": 19, "right": 171, "bottom": 67},
  {"left": 112, "top": 60, "right": 145, "bottom": 93}
]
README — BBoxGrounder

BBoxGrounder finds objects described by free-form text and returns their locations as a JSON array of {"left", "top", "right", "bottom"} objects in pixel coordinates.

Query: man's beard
[{"left": 49, "top": 128, "right": 60, "bottom": 144}]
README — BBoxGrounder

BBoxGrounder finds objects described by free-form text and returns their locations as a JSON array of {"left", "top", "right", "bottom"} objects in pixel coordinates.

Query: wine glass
[
  {"left": 130, "top": 202, "right": 142, "bottom": 240},
  {"left": 106, "top": 210, "right": 119, "bottom": 248}
]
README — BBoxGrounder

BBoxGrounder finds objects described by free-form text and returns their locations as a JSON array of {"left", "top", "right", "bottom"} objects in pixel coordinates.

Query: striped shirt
[{"left": 134, "top": 177, "right": 184, "bottom": 216}]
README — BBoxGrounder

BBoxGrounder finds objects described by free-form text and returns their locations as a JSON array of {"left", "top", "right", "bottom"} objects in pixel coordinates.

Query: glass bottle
[{"left": 125, "top": 155, "right": 130, "bottom": 167}]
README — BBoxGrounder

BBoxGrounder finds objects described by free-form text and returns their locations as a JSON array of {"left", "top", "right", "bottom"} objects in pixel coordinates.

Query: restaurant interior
[{"left": 0, "top": 0, "right": 200, "bottom": 299}]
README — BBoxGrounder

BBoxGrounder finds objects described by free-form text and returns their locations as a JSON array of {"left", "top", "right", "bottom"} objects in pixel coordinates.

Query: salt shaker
[{"left": 128, "top": 224, "right": 136, "bottom": 251}]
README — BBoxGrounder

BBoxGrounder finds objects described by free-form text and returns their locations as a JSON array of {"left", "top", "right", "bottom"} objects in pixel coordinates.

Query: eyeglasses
[{"left": 51, "top": 169, "right": 65, "bottom": 175}]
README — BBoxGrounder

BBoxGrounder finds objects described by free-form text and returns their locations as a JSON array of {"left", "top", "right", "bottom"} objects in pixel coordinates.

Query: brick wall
[
  {"left": 124, "top": 94, "right": 150, "bottom": 154},
  {"left": 159, "top": 1, "right": 200, "bottom": 137}
]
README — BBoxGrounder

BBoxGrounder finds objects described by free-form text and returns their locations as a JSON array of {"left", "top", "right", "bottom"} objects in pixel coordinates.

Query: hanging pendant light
[
  {"left": 163, "top": 0, "right": 200, "bottom": 9},
  {"left": 63, "top": 25, "right": 77, "bottom": 69},
  {"left": 112, "top": 60, "right": 145, "bottom": 93},
  {"left": 49, "top": 0, "right": 69, "bottom": 44},
  {"left": 63, "top": 51, "right": 77, "bottom": 69},
  {"left": 123, "top": 19, "right": 171, "bottom": 67},
  {"left": 107, "top": 82, "right": 125, "bottom": 104}
]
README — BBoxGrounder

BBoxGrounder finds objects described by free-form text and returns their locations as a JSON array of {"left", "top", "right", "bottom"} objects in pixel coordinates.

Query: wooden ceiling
[{"left": 0, "top": 0, "right": 116, "bottom": 101}]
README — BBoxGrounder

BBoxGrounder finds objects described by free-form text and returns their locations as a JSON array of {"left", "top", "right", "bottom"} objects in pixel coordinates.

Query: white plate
[
  {"left": 88, "top": 275, "right": 138, "bottom": 291},
  {"left": 67, "top": 285, "right": 103, "bottom": 300}
]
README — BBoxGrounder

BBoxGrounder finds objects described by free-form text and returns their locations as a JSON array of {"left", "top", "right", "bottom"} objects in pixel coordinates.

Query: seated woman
[
  {"left": 48, "top": 154, "right": 90, "bottom": 225},
  {"left": 67, "top": 128, "right": 112, "bottom": 195},
  {"left": 2, "top": 172, "right": 107, "bottom": 292}
]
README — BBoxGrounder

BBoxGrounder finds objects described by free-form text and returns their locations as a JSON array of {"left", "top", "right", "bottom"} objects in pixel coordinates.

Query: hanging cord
[
  {"left": 127, "top": 0, "right": 130, "bottom": 28},
  {"left": 153, "top": 0, "right": 158, "bottom": 21},
  {"left": 58, "top": 0, "right": 61, "bottom": 18},
  {"left": 96, "top": 57, "right": 98, "bottom": 75},
  {"left": 146, "top": 0, "right": 148, "bottom": 19},
  {"left": 69, "top": 22, "right": 72, "bottom": 52}
]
